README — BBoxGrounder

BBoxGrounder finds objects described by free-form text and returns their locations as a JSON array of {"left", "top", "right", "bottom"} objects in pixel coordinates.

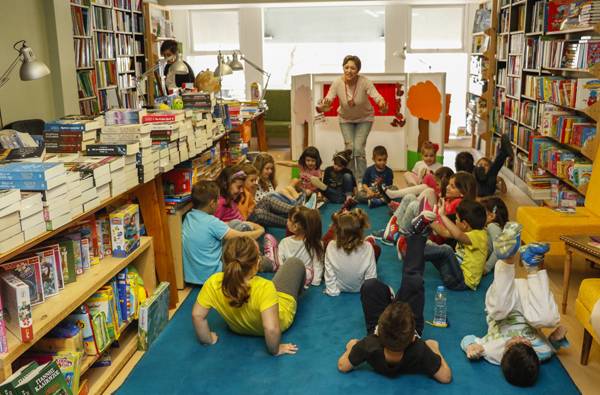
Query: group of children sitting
[{"left": 185, "top": 136, "right": 568, "bottom": 387}]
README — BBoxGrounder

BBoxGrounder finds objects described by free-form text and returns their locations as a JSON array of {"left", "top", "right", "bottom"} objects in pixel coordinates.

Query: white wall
[
  {"left": 239, "top": 8, "right": 264, "bottom": 99},
  {"left": 384, "top": 4, "right": 409, "bottom": 73}
]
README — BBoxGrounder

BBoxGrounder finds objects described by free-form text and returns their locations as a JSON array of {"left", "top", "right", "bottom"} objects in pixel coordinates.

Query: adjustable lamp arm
[
  {"left": 239, "top": 54, "right": 270, "bottom": 78},
  {"left": 0, "top": 40, "right": 27, "bottom": 89}
]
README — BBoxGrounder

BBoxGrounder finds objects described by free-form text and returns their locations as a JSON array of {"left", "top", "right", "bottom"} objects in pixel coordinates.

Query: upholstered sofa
[
  {"left": 576, "top": 278, "right": 600, "bottom": 364},
  {"left": 264, "top": 89, "right": 291, "bottom": 148}
]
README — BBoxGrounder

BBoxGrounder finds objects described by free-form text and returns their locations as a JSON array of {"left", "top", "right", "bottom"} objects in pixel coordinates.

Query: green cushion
[{"left": 264, "top": 90, "right": 291, "bottom": 122}]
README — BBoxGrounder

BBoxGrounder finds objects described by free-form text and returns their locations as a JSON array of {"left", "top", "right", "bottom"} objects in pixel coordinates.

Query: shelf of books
[
  {"left": 143, "top": 2, "right": 175, "bottom": 107},
  {"left": 70, "top": 0, "right": 146, "bottom": 115},
  {"left": 0, "top": 104, "right": 233, "bottom": 391},
  {"left": 490, "top": 0, "right": 600, "bottom": 207},
  {"left": 469, "top": 2, "right": 497, "bottom": 157}
]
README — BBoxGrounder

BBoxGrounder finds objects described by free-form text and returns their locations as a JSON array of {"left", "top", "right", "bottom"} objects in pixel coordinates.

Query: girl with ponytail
[{"left": 193, "top": 237, "right": 307, "bottom": 356}]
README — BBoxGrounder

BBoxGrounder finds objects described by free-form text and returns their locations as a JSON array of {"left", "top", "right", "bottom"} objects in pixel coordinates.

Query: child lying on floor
[
  {"left": 461, "top": 235, "right": 569, "bottom": 387},
  {"left": 336, "top": 217, "right": 452, "bottom": 383}
]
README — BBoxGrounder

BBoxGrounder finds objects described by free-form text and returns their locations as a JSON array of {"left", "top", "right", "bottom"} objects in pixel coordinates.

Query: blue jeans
[
  {"left": 423, "top": 241, "right": 468, "bottom": 290},
  {"left": 323, "top": 173, "right": 354, "bottom": 203},
  {"left": 339, "top": 121, "right": 373, "bottom": 182}
]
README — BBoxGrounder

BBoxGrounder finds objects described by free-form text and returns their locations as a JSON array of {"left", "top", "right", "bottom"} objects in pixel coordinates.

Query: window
[
  {"left": 187, "top": 10, "right": 245, "bottom": 99},
  {"left": 263, "top": 6, "right": 385, "bottom": 89},
  {"left": 410, "top": 6, "right": 465, "bottom": 51},
  {"left": 190, "top": 10, "right": 239, "bottom": 53},
  {"left": 405, "top": 53, "right": 468, "bottom": 136}
]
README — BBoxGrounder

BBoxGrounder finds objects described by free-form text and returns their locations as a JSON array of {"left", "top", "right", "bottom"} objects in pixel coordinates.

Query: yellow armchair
[
  {"left": 576, "top": 278, "right": 600, "bottom": 364},
  {"left": 517, "top": 142, "right": 600, "bottom": 255}
]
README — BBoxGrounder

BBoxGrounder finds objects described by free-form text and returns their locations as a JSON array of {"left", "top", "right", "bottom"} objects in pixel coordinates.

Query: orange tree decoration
[{"left": 406, "top": 81, "right": 442, "bottom": 151}]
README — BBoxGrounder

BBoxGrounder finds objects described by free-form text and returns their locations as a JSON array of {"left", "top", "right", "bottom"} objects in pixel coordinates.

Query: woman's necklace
[{"left": 344, "top": 78, "right": 358, "bottom": 107}]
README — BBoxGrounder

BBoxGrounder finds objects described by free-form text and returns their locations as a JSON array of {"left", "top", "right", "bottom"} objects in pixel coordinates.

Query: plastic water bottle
[{"left": 433, "top": 286, "right": 448, "bottom": 327}]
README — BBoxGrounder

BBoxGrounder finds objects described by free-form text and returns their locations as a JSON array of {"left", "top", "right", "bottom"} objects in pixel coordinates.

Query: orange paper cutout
[{"left": 406, "top": 80, "right": 442, "bottom": 122}]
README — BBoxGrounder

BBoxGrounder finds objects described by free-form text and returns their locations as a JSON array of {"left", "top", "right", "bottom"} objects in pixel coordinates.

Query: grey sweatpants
[{"left": 272, "top": 258, "right": 306, "bottom": 302}]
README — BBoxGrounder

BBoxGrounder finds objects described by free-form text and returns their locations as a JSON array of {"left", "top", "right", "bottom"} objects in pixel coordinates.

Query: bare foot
[{"left": 549, "top": 325, "right": 568, "bottom": 342}]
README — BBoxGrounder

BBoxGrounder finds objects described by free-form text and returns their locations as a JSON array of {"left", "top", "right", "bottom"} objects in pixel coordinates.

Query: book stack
[
  {"left": 526, "top": 172, "right": 555, "bottom": 201},
  {"left": 580, "top": 0, "right": 600, "bottom": 27},
  {"left": 1, "top": 271, "right": 34, "bottom": 341},
  {"left": 43, "top": 119, "right": 101, "bottom": 154},
  {"left": 19, "top": 192, "right": 45, "bottom": 242},
  {"left": 182, "top": 92, "right": 215, "bottom": 112},
  {"left": 104, "top": 109, "right": 147, "bottom": 125},
  {"left": 120, "top": 153, "right": 140, "bottom": 193},
  {"left": 0, "top": 189, "right": 23, "bottom": 253},
  {"left": 136, "top": 145, "right": 157, "bottom": 184}
]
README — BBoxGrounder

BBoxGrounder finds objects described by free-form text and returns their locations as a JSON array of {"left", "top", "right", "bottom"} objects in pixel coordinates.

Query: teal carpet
[{"left": 116, "top": 205, "right": 580, "bottom": 395}]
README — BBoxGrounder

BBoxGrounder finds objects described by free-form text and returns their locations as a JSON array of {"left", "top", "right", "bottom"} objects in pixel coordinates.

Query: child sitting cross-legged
[
  {"left": 182, "top": 180, "right": 265, "bottom": 286},
  {"left": 479, "top": 196, "right": 510, "bottom": 275},
  {"left": 192, "top": 236, "right": 306, "bottom": 356},
  {"left": 356, "top": 145, "right": 394, "bottom": 208},
  {"left": 461, "top": 232, "right": 569, "bottom": 387},
  {"left": 409, "top": 199, "right": 488, "bottom": 291},
  {"left": 310, "top": 149, "right": 357, "bottom": 205},
  {"left": 324, "top": 208, "right": 377, "bottom": 296},
  {"left": 278, "top": 206, "right": 325, "bottom": 287},
  {"left": 337, "top": 219, "right": 452, "bottom": 383}
]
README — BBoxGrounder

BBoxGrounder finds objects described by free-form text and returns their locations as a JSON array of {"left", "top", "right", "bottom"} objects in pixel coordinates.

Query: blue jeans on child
[
  {"left": 424, "top": 241, "right": 468, "bottom": 290},
  {"left": 339, "top": 121, "right": 373, "bottom": 182},
  {"left": 323, "top": 173, "right": 355, "bottom": 204}
]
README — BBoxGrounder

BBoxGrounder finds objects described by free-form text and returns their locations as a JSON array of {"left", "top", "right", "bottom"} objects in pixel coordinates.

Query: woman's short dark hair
[
  {"left": 160, "top": 39, "right": 178, "bottom": 55},
  {"left": 343, "top": 55, "right": 362, "bottom": 71}
]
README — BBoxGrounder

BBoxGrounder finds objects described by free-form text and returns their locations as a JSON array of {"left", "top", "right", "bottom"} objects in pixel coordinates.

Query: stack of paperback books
[
  {"left": 43, "top": 119, "right": 101, "bottom": 154},
  {"left": 0, "top": 189, "right": 23, "bottom": 253},
  {"left": 104, "top": 108, "right": 146, "bottom": 125},
  {"left": 19, "top": 192, "right": 45, "bottom": 242}
]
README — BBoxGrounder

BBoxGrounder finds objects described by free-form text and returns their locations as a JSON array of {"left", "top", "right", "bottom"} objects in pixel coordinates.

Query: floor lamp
[
  {"left": 228, "top": 51, "right": 271, "bottom": 106},
  {"left": 0, "top": 40, "right": 51, "bottom": 128}
]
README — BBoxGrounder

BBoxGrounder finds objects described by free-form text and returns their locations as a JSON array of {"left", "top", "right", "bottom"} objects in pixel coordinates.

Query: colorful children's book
[
  {"left": 109, "top": 204, "right": 140, "bottom": 258},
  {"left": 15, "top": 361, "right": 72, "bottom": 395},
  {"left": 575, "top": 78, "right": 600, "bottom": 109},
  {"left": 64, "top": 306, "right": 99, "bottom": 356},
  {"left": 60, "top": 236, "right": 83, "bottom": 276},
  {"left": 1, "top": 256, "right": 44, "bottom": 305},
  {"left": 0, "top": 272, "right": 33, "bottom": 342},
  {"left": 0, "top": 292, "right": 7, "bottom": 354},
  {"left": 0, "top": 362, "right": 38, "bottom": 395},
  {"left": 87, "top": 288, "right": 119, "bottom": 342},
  {"left": 36, "top": 249, "right": 60, "bottom": 299},
  {"left": 74, "top": 217, "right": 101, "bottom": 264},
  {"left": 116, "top": 269, "right": 129, "bottom": 323},
  {"left": 56, "top": 241, "right": 76, "bottom": 285},
  {"left": 138, "top": 282, "right": 170, "bottom": 351},
  {"left": 89, "top": 311, "right": 110, "bottom": 353},
  {"left": 95, "top": 215, "right": 112, "bottom": 258},
  {"left": 80, "top": 239, "right": 91, "bottom": 271}
]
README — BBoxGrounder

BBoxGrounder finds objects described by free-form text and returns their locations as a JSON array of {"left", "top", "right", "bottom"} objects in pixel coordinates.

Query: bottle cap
[{"left": 436, "top": 285, "right": 445, "bottom": 292}]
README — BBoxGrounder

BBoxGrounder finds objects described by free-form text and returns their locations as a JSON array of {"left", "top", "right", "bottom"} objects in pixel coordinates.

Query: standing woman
[{"left": 318, "top": 55, "right": 387, "bottom": 182}]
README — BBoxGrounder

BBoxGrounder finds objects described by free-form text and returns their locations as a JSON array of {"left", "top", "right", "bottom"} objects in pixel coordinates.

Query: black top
[
  {"left": 348, "top": 335, "right": 441, "bottom": 378},
  {"left": 164, "top": 61, "right": 196, "bottom": 88},
  {"left": 323, "top": 167, "right": 356, "bottom": 190}
]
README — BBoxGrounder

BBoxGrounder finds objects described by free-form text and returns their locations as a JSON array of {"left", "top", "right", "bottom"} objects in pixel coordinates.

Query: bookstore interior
[{"left": 1, "top": 0, "right": 600, "bottom": 394}]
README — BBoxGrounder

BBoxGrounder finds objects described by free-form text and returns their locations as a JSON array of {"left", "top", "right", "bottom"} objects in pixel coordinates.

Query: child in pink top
[
  {"left": 215, "top": 166, "right": 254, "bottom": 231},
  {"left": 297, "top": 146, "right": 323, "bottom": 194}
]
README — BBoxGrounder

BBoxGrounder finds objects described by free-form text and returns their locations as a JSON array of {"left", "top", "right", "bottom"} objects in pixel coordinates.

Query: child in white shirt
[
  {"left": 278, "top": 206, "right": 325, "bottom": 287},
  {"left": 461, "top": 239, "right": 568, "bottom": 387},
  {"left": 324, "top": 209, "right": 377, "bottom": 296},
  {"left": 405, "top": 141, "right": 442, "bottom": 186}
]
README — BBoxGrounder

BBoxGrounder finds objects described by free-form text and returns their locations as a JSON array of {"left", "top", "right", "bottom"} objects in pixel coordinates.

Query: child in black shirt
[
  {"left": 337, "top": 221, "right": 452, "bottom": 382},
  {"left": 474, "top": 133, "right": 513, "bottom": 197},
  {"left": 311, "top": 150, "right": 357, "bottom": 204}
]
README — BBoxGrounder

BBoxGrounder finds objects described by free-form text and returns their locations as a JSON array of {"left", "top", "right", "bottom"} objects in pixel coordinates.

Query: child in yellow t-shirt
[
  {"left": 423, "top": 199, "right": 488, "bottom": 290},
  {"left": 192, "top": 237, "right": 306, "bottom": 356}
]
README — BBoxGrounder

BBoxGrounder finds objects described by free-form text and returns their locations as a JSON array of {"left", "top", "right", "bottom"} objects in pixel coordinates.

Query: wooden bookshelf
[
  {"left": 143, "top": 3, "right": 175, "bottom": 106},
  {"left": 468, "top": 2, "right": 497, "bottom": 156},
  {"left": 488, "top": 0, "right": 599, "bottom": 205},
  {"left": 0, "top": 237, "right": 155, "bottom": 379},
  {"left": 70, "top": 0, "right": 146, "bottom": 114}
]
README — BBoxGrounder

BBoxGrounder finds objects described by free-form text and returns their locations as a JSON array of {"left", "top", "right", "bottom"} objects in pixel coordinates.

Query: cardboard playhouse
[{"left": 290, "top": 73, "right": 446, "bottom": 171}]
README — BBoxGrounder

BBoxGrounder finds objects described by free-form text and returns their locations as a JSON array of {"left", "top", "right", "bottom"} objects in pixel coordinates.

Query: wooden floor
[
  {"left": 107, "top": 144, "right": 600, "bottom": 393},
  {"left": 273, "top": 145, "right": 600, "bottom": 394}
]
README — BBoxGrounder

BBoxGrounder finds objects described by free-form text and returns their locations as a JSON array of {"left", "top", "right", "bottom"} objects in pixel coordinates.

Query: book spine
[
  {"left": 44, "top": 124, "right": 86, "bottom": 132},
  {"left": 0, "top": 179, "right": 48, "bottom": 190},
  {"left": 86, "top": 145, "right": 127, "bottom": 156},
  {"left": 0, "top": 292, "right": 7, "bottom": 353},
  {"left": 43, "top": 131, "right": 85, "bottom": 139},
  {"left": 18, "top": 284, "right": 33, "bottom": 342},
  {"left": 142, "top": 115, "right": 175, "bottom": 122},
  {"left": 0, "top": 171, "right": 45, "bottom": 181}
]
